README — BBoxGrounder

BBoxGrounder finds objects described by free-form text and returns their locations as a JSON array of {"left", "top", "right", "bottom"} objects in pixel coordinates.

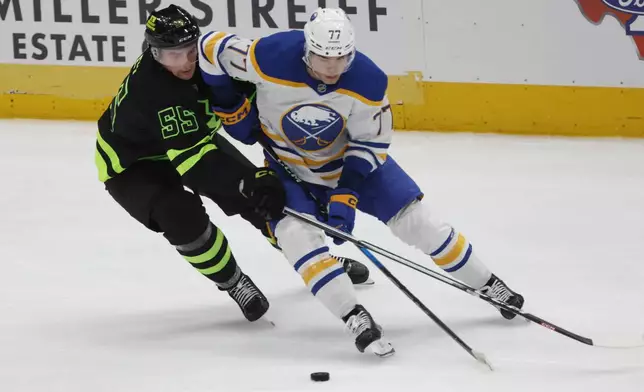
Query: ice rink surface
[{"left": 1, "top": 119, "right": 643, "bottom": 391}]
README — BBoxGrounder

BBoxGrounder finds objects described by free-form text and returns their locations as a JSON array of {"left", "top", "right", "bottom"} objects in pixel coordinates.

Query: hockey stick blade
[
  {"left": 582, "top": 335, "right": 644, "bottom": 349},
  {"left": 359, "top": 241, "right": 644, "bottom": 349},
  {"left": 511, "top": 309, "right": 644, "bottom": 349},
  {"left": 472, "top": 350, "right": 494, "bottom": 371}
]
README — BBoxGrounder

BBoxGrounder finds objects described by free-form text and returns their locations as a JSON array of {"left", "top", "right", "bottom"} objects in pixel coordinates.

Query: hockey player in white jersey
[{"left": 198, "top": 8, "right": 525, "bottom": 356}]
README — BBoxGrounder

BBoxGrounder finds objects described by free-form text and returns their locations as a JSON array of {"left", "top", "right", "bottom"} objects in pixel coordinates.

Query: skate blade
[
  {"left": 354, "top": 278, "right": 375, "bottom": 286},
  {"left": 260, "top": 316, "right": 276, "bottom": 327},
  {"left": 367, "top": 338, "right": 395, "bottom": 358}
]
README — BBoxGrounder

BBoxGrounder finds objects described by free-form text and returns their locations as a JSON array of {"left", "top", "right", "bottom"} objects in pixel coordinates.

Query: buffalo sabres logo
[{"left": 281, "top": 104, "right": 345, "bottom": 151}]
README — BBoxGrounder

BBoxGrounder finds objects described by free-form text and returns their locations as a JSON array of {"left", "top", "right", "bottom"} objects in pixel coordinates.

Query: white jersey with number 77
[{"left": 198, "top": 29, "right": 393, "bottom": 188}]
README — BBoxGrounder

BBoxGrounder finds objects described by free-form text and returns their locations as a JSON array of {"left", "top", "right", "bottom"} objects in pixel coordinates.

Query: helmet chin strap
[
  {"left": 306, "top": 65, "right": 341, "bottom": 85},
  {"left": 303, "top": 52, "right": 323, "bottom": 81},
  {"left": 304, "top": 52, "right": 342, "bottom": 83},
  {"left": 307, "top": 65, "right": 325, "bottom": 81}
]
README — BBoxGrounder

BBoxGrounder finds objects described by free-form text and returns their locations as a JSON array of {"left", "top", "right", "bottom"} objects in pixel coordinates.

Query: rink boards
[{"left": 2, "top": 0, "right": 644, "bottom": 137}]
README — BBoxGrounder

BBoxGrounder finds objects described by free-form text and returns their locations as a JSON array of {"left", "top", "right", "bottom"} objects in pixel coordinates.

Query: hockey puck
[{"left": 310, "top": 372, "right": 330, "bottom": 382}]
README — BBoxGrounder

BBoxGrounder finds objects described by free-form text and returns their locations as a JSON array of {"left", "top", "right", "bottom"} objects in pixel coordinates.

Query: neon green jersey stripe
[
  {"left": 166, "top": 134, "right": 212, "bottom": 161},
  {"left": 95, "top": 148, "right": 112, "bottom": 182},
  {"left": 173, "top": 144, "right": 217, "bottom": 176},
  {"left": 96, "top": 132, "right": 125, "bottom": 174}
]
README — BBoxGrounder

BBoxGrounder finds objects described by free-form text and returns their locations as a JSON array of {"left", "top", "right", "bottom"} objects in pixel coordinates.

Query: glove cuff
[
  {"left": 329, "top": 190, "right": 359, "bottom": 209},
  {"left": 213, "top": 97, "right": 252, "bottom": 126}
]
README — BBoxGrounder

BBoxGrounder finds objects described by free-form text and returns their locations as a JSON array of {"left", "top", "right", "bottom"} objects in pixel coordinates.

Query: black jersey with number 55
[{"left": 96, "top": 49, "right": 255, "bottom": 190}]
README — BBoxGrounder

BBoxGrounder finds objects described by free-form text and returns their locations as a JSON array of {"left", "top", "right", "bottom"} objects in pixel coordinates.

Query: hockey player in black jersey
[{"left": 95, "top": 4, "right": 370, "bottom": 322}]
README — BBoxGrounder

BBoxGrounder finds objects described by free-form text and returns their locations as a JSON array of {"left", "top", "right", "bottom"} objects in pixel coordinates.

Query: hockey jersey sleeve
[
  {"left": 198, "top": 31, "right": 265, "bottom": 145},
  {"left": 198, "top": 31, "right": 263, "bottom": 87},
  {"left": 340, "top": 74, "right": 393, "bottom": 190},
  {"left": 96, "top": 55, "right": 160, "bottom": 182}
]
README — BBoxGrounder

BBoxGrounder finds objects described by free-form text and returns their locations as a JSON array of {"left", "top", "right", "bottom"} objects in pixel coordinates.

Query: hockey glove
[
  {"left": 212, "top": 97, "right": 259, "bottom": 145},
  {"left": 240, "top": 168, "right": 286, "bottom": 221},
  {"left": 326, "top": 189, "right": 359, "bottom": 245}
]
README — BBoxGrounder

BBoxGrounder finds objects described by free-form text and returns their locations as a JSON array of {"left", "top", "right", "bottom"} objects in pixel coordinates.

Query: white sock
[
  {"left": 275, "top": 215, "right": 357, "bottom": 318},
  {"left": 387, "top": 200, "right": 492, "bottom": 289}
]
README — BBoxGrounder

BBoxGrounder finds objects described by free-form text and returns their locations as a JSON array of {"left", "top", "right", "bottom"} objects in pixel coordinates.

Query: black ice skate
[
  {"left": 342, "top": 305, "right": 394, "bottom": 357},
  {"left": 480, "top": 274, "right": 525, "bottom": 320},
  {"left": 221, "top": 273, "right": 269, "bottom": 322},
  {"left": 335, "top": 256, "right": 374, "bottom": 285}
]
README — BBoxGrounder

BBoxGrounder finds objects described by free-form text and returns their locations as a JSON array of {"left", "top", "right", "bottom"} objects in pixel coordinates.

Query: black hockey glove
[{"left": 240, "top": 168, "right": 286, "bottom": 221}]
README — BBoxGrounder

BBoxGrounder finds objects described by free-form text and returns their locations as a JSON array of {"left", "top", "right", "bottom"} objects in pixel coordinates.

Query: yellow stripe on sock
[
  {"left": 301, "top": 257, "right": 338, "bottom": 285},
  {"left": 433, "top": 234, "right": 466, "bottom": 266}
]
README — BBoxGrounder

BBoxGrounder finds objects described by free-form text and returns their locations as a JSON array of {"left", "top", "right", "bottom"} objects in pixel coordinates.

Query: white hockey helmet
[{"left": 303, "top": 8, "right": 356, "bottom": 71}]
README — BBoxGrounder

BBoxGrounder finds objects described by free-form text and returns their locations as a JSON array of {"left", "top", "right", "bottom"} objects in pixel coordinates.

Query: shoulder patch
[
  {"left": 336, "top": 52, "right": 388, "bottom": 106},
  {"left": 251, "top": 30, "right": 309, "bottom": 87}
]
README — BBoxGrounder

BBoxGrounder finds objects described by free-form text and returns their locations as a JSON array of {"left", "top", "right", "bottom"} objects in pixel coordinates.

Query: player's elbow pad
[{"left": 212, "top": 97, "right": 259, "bottom": 145}]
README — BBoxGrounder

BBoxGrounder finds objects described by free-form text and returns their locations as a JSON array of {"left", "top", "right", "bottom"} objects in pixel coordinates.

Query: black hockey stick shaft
[
  {"left": 258, "top": 137, "right": 490, "bottom": 365},
  {"left": 357, "top": 238, "right": 594, "bottom": 345},
  {"left": 343, "top": 233, "right": 597, "bottom": 346}
]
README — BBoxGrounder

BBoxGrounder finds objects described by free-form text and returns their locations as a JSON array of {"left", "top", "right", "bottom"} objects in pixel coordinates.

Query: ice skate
[
  {"left": 221, "top": 273, "right": 270, "bottom": 322},
  {"left": 335, "top": 256, "right": 374, "bottom": 285},
  {"left": 343, "top": 305, "right": 394, "bottom": 357},
  {"left": 480, "top": 274, "right": 524, "bottom": 320}
]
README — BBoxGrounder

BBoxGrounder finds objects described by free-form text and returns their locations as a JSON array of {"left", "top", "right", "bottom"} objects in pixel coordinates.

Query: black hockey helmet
[{"left": 144, "top": 4, "right": 200, "bottom": 49}]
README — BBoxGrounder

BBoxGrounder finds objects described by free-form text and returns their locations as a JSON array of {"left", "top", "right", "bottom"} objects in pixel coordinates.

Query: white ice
[{"left": 1, "top": 119, "right": 643, "bottom": 392}]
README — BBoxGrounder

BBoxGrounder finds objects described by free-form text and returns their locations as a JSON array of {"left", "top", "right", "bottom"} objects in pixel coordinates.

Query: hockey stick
[
  {"left": 254, "top": 133, "right": 644, "bottom": 349},
  {"left": 348, "top": 243, "right": 490, "bottom": 368},
  {"left": 257, "top": 137, "right": 643, "bottom": 349},
  {"left": 257, "top": 137, "right": 493, "bottom": 368},
  {"left": 282, "top": 208, "right": 644, "bottom": 350}
]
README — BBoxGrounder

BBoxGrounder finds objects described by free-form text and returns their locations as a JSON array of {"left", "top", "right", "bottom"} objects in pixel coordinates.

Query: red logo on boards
[{"left": 576, "top": 0, "right": 644, "bottom": 58}]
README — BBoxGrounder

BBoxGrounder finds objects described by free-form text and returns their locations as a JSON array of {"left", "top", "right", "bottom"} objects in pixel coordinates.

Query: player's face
[
  {"left": 158, "top": 44, "right": 199, "bottom": 80},
  {"left": 308, "top": 53, "right": 349, "bottom": 84}
]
